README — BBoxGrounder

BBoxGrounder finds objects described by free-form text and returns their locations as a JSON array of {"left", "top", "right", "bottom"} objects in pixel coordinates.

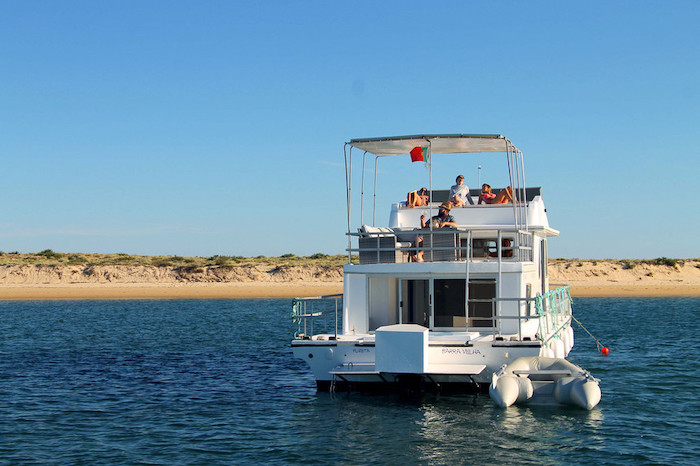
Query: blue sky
[{"left": 1, "top": 1, "right": 698, "bottom": 259}]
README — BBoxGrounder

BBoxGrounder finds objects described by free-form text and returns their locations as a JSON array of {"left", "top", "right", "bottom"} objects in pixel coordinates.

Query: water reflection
[{"left": 290, "top": 391, "right": 609, "bottom": 464}]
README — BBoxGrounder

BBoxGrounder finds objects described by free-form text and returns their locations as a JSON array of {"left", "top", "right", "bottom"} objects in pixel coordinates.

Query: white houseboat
[{"left": 292, "top": 134, "right": 575, "bottom": 393}]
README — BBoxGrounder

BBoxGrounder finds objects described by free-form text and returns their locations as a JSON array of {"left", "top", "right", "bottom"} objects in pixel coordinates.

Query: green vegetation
[
  {"left": 619, "top": 258, "right": 684, "bottom": 269},
  {"left": 0, "top": 251, "right": 353, "bottom": 267},
  {"left": 0, "top": 253, "right": 694, "bottom": 269},
  {"left": 37, "top": 249, "right": 63, "bottom": 259},
  {"left": 621, "top": 260, "right": 635, "bottom": 270},
  {"left": 651, "top": 257, "right": 680, "bottom": 267},
  {"left": 550, "top": 258, "right": 694, "bottom": 270}
]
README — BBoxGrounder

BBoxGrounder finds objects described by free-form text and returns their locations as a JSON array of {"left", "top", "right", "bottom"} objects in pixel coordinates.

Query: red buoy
[{"left": 601, "top": 347, "right": 609, "bottom": 355}]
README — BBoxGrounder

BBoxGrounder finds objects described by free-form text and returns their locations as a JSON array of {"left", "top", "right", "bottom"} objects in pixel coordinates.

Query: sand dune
[
  {"left": 0, "top": 260, "right": 698, "bottom": 299},
  {"left": 548, "top": 259, "right": 700, "bottom": 297}
]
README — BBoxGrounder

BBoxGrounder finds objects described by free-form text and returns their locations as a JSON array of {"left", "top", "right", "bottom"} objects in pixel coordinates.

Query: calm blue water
[{"left": 0, "top": 297, "right": 698, "bottom": 464}]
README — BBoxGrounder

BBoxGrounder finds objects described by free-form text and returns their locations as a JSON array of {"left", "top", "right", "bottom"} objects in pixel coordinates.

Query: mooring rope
[{"left": 571, "top": 315, "right": 609, "bottom": 354}]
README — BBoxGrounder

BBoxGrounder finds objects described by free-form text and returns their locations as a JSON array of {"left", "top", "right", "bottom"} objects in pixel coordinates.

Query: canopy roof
[{"left": 347, "top": 134, "right": 517, "bottom": 156}]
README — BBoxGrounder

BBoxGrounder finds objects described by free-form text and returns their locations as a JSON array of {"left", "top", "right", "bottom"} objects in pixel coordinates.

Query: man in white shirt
[{"left": 449, "top": 175, "right": 473, "bottom": 206}]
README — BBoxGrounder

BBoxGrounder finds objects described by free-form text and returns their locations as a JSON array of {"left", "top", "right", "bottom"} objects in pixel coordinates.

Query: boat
[
  {"left": 291, "top": 134, "right": 599, "bottom": 401},
  {"left": 489, "top": 356, "right": 601, "bottom": 409}
]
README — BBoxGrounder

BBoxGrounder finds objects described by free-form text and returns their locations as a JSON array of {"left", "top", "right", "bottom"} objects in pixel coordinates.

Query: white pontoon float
[{"left": 291, "top": 134, "right": 599, "bottom": 406}]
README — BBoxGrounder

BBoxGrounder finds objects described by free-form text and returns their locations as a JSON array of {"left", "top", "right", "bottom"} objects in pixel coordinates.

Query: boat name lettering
[
  {"left": 441, "top": 348, "right": 481, "bottom": 355},
  {"left": 353, "top": 348, "right": 371, "bottom": 353}
]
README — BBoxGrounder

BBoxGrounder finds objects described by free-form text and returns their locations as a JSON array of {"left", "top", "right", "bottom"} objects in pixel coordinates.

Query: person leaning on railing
[
  {"left": 412, "top": 202, "right": 458, "bottom": 262},
  {"left": 421, "top": 201, "right": 457, "bottom": 228}
]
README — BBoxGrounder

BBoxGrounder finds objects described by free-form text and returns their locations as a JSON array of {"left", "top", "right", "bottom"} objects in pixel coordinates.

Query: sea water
[{"left": 0, "top": 297, "right": 698, "bottom": 464}]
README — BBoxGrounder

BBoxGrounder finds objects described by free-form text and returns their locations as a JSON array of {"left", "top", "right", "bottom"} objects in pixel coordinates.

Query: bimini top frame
[
  {"left": 347, "top": 134, "right": 518, "bottom": 156},
  {"left": 343, "top": 134, "right": 527, "bottom": 247}
]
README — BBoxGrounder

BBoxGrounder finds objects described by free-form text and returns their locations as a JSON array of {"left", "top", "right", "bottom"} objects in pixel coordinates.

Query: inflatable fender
[
  {"left": 567, "top": 326, "right": 575, "bottom": 353},
  {"left": 560, "top": 329, "right": 570, "bottom": 356},
  {"left": 552, "top": 338, "right": 566, "bottom": 359},
  {"left": 541, "top": 345, "right": 555, "bottom": 358}
]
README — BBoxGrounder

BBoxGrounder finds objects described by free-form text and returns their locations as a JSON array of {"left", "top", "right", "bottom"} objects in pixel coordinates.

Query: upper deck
[
  {"left": 344, "top": 134, "right": 558, "bottom": 266},
  {"left": 389, "top": 187, "right": 553, "bottom": 230}
]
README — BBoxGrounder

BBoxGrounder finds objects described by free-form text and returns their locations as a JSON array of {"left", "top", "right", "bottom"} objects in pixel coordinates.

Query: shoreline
[
  {"left": 0, "top": 283, "right": 345, "bottom": 300},
  {"left": 1, "top": 259, "right": 698, "bottom": 300},
  {"left": 0, "top": 282, "right": 698, "bottom": 300}
]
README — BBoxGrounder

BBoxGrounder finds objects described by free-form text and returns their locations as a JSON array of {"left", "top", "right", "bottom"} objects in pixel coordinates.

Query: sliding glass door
[
  {"left": 399, "top": 278, "right": 496, "bottom": 330},
  {"left": 400, "top": 279, "right": 429, "bottom": 327}
]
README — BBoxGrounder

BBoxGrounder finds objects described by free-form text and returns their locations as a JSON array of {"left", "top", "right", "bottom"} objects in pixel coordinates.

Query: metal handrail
[
  {"left": 349, "top": 228, "right": 533, "bottom": 264},
  {"left": 291, "top": 287, "right": 572, "bottom": 344},
  {"left": 292, "top": 294, "right": 343, "bottom": 340},
  {"left": 534, "top": 286, "right": 573, "bottom": 343}
]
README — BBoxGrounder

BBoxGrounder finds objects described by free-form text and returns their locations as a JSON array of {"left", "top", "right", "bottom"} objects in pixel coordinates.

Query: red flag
[{"left": 410, "top": 146, "right": 427, "bottom": 162}]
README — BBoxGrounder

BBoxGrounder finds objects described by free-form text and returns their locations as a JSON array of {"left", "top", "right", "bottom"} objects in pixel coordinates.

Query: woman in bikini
[
  {"left": 479, "top": 184, "right": 514, "bottom": 204},
  {"left": 478, "top": 184, "right": 497, "bottom": 204},
  {"left": 407, "top": 187, "right": 429, "bottom": 207}
]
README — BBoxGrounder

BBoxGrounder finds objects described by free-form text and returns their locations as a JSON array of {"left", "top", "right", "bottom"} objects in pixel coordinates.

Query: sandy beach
[
  {"left": 0, "top": 260, "right": 698, "bottom": 300},
  {"left": 548, "top": 259, "right": 700, "bottom": 298},
  {"left": 0, "top": 282, "right": 344, "bottom": 300}
]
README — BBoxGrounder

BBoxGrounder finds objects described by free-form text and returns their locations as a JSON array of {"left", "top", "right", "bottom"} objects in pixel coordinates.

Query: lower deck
[
  {"left": 292, "top": 330, "right": 551, "bottom": 387},
  {"left": 292, "top": 286, "right": 574, "bottom": 391}
]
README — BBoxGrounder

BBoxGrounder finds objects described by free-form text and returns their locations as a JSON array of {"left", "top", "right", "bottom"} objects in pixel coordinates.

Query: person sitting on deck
[
  {"left": 411, "top": 202, "right": 458, "bottom": 262},
  {"left": 449, "top": 175, "right": 474, "bottom": 207},
  {"left": 478, "top": 183, "right": 497, "bottom": 204},
  {"left": 493, "top": 186, "right": 515, "bottom": 204},
  {"left": 488, "top": 238, "right": 514, "bottom": 258},
  {"left": 420, "top": 202, "right": 458, "bottom": 229},
  {"left": 406, "top": 187, "right": 429, "bottom": 207}
]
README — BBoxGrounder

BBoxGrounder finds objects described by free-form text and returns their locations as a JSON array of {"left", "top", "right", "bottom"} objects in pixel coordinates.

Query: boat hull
[{"left": 292, "top": 335, "right": 552, "bottom": 391}]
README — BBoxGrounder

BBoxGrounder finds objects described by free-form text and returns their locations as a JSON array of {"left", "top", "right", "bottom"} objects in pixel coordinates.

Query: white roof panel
[{"left": 348, "top": 134, "right": 517, "bottom": 156}]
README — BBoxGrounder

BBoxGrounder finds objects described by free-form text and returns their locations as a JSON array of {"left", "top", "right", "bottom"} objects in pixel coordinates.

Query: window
[
  {"left": 468, "top": 280, "right": 497, "bottom": 328},
  {"left": 400, "top": 278, "right": 496, "bottom": 329},
  {"left": 400, "top": 279, "right": 429, "bottom": 327},
  {"left": 472, "top": 238, "right": 513, "bottom": 258},
  {"left": 434, "top": 279, "right": 466, "bottom": 327}
]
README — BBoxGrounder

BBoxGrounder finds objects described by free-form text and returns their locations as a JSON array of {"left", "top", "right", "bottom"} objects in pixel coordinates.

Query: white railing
[
  {"left": 292, "top": 294, "right": 343, "bottom": 340},
  {"left": 290, "top": 287, "right": 572, "bottom": 343},
  {"left": 349, "top": 227, "right": 534, "bottom": 264}
]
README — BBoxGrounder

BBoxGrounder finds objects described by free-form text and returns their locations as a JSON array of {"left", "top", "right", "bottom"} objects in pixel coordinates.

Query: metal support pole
[
  {"left": 519, "top": 150, "right": 528, "bottom": 231},
  {"left": 344, "top": 144, "right": 352, "bottom": 263},
  {"left": 464, "top": 230, "right": 471, "bottom": 329},
  {"left": 360, "top": 151, "right": 367, "bottom": 226},
  {"left": 497, "top": 229, "right": 502, "bottom": 332},
  {"left": 373, "top": 156, "right": 379, "bottom": 226}
]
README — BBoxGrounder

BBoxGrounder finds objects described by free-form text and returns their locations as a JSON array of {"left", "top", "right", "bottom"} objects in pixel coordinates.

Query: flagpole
[{"left": 428, "top": 139, "right": 433, "bottom": 229}]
